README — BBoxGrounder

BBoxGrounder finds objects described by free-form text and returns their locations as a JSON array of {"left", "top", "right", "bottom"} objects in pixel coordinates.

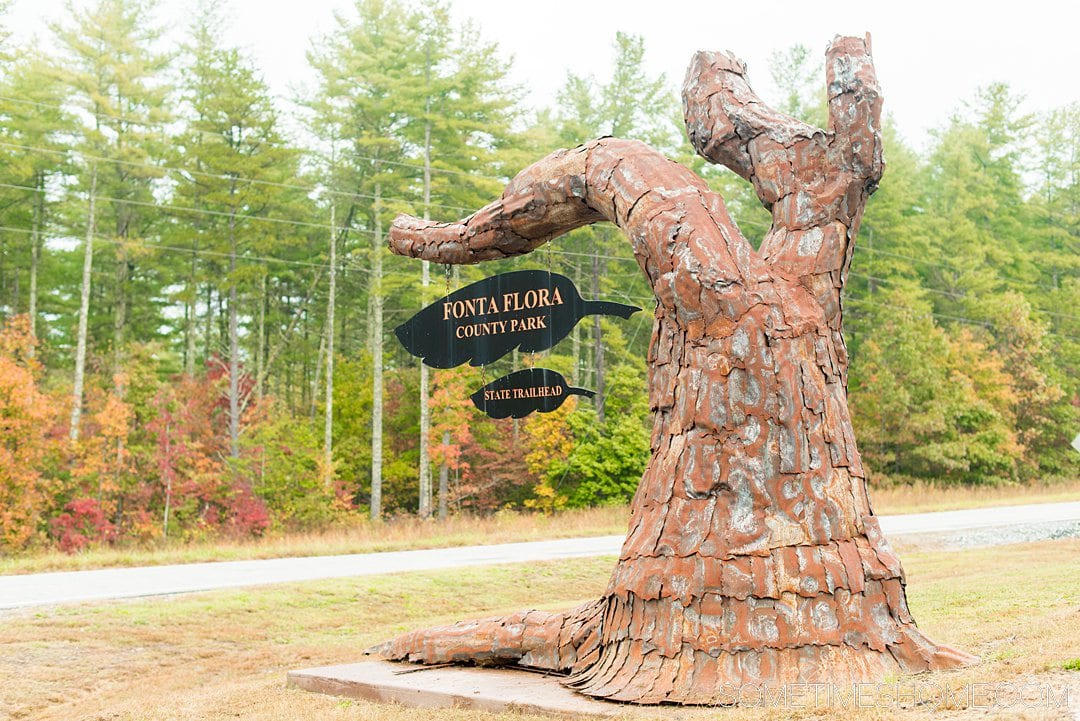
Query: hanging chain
[
  {"left": 444, "top": 263, "right": 452, "bottom": 296},
  {"left": 480, "top": 363, "right": 487, "bottom": 386}
]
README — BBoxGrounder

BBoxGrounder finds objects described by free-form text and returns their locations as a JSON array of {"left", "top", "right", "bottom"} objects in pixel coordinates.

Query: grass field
[
  {"left": 2, "top": 479, "right": 1077, "bottom": 576},
  {"left": 2, "top": 538, "right": 1078, "bottom": 720}
]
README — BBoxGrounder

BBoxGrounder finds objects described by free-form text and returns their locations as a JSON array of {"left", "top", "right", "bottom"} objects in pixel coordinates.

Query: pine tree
[
  {"left": 307, "top": 0, "right": 425, "bottom": 518},
  {"left": 0, "top": 49, "right": 70, "bottom": 344},
  {"left": 52, "top": 0, "right": 172, "bottom": 438},
  {"left": 403, "top": 3, "right": 520, "bottom": 518},
  {"left": 173, "top": 27, "right": 298, "bottom": 458},
  {"left": 554, "top": 33, "right": 675, "bottom": 431}
]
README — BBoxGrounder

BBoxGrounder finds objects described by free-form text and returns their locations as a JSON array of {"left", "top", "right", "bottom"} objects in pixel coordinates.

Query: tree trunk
[
  {"left": 324, "top": 204, "right": 337, "bottom": 487},
  {"left": 571, "top": 265, "right": 581, "bottom": 385},
  {"left": 369, "top": 181, "right": 384, "bottom": 520},
  {"left": 113, "top": 238, "right": 128, "bottom": 381},
  {"left": 185, "top": 243, "right": 198, "bottom": 376},
  {"left": 227, "top": 183, "right": 240, "bottom": 459},
  {"left": 204, "top": 282, "right": 214, "bottom": 365},
  {"left": 28, "top": 172, "right": 43, "bottom": 350},
  {"left": 162, "top": 419, "right": 172, "bottom": 540},
  {"left": 371, "top": 36, "right": 975, "bottom": 703},
  {"left": 438, "top": 429, "right": 450, "bottom": 521},
  {"left": 592, "top": 248, "right": 605, "bottom": 424},
  {"left": 418, "top": 117, "right": 433, "bottom": 520},
  {"left": 70, "top": 168, "right": 97, "bottom": 442},
  {"left": 255, "top": 273, "right": 266, "bottom": 399},
  {"left": 11, "top": 260, "right": 18, "bottom": 315},
  {"left": 311, "top": 323, "right": 325, "bottom": 418}
]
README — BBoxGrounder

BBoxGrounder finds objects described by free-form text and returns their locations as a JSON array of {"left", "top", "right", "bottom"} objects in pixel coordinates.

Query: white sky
[{"left": 7, "top": 0, "right": 1079, "bottom": 151}]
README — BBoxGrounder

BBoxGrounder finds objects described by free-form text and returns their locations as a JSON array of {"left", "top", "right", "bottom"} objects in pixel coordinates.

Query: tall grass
[
  {"left": 2, "top": 478, "right": 1076, "bottom": 575},
  {"left": 867, "top": 477, "right": 1080, "bottom": 515},
  {"left": 0, "top": 505, "right": 631, "bottom": 575}
]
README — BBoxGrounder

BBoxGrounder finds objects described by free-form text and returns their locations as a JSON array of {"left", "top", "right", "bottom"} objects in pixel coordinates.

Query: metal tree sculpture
[{"left": 370, "top": 35, "right": 976, "bottom": 704}]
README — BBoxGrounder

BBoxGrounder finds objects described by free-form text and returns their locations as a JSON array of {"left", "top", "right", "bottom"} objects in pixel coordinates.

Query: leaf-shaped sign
[
  {"left": 395, "top": 270, "right": 640, "bottom": 368},
  {"left": 470, "top": 368, "right": 594, "bottom": 419}
]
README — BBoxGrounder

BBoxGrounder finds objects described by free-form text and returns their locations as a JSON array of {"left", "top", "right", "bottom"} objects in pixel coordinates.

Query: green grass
[{"left": 2, "top": 539, "right": 1078, "bottom": 720}]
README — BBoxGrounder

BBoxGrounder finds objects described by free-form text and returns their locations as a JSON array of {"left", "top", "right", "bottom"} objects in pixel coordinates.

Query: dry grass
[
  {"left": 2, "top": 478, "right": 1076, "bottom": 576},
  {"left": 0, "top": 505, "right": 630, "bottom": 575},
  {"left": 867, "top": 478, "right": 1080, "bottom": 516},
  {"left": 2, "top": 538, "right": 1078, "bottom": 721}
]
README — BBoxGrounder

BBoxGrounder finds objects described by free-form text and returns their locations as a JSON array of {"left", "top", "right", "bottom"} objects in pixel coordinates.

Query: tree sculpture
[{"left": 371, "top": 35, "right": 976, "bottom": 704}]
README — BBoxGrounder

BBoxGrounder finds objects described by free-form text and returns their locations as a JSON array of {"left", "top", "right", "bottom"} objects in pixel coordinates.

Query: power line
[
  {"left": 843, "top": 294, "right": 1080, "bottom": 344},
  {"left": 846, "top": 270, "right": 1080, "bottom": 323},
  {"left": 0, "top": 179, "right": 355, "bottom": 234},
  {"left": 6, "top": 142, "right": 1070, "bottom": 317},
  {"left": 1, "top": 174, "right": 1074, "bottom": 325},
  {"left": 0, "top": 94, "right": 508, "bottom": 183},
  {"left": 854, "top": 245, "right": 1066, "bottom": 296},
  {"left": 0, "top": 141, "right": 489, "bottom": 215},
  {"left": 0, "top": 178, "right": 670, "bottom": 275},
  {"left": 0, "top": 221, "right": 341, "bottom": 271},
  {"left": 1, "top": 218, "right": 1073, "bottom": 345}
]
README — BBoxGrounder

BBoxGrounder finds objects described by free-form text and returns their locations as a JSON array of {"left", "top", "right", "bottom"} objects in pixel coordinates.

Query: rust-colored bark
[{"left": 370, "top": 36, "right": 976, "bottom": 704}]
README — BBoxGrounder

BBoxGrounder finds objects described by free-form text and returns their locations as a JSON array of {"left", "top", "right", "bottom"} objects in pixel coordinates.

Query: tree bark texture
[
  {"left": 324, "top": 204, "right": 337, "bottom": 486},
  {"left": 418, "top": 117, "right": 434, "bottom": 519},
  {"left": 371, "top": 36, "right": 976, "bottom": 703},
  {"left": 227, "top": 186, "right": 240, "bottom": 460},
  {"left": 369, "top": 181, "right": 385, "bottom": 520},
  {"left": 70, "top": 167, "right": 97, "bottom": 442},
  {"left": 28, "top": 171, "right": 43, "bottom": 348}
]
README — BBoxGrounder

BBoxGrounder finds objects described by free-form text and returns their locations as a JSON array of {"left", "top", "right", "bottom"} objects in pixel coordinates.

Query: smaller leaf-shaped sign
[
  {"left": 395, "top": 270, "right": 640, "bottom": 368},
  {"left": 470, "top": 368, "right": 594, "bottom": 419}
]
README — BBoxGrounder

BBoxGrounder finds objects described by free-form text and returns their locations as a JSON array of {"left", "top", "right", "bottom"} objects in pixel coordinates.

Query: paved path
[{"left": 2, "top": 500, "right": 1077, "bottom": 610}]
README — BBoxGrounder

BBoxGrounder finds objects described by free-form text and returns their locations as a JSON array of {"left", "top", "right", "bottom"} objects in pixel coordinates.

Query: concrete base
[{"left": 287, "top": 660, "right": 679, "bottom": 718}]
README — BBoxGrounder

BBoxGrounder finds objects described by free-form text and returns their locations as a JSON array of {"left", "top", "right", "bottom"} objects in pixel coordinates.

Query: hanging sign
[
  {"left": 394, "top": 270, "right": 640, "bottom": 368},
  {"left": 470, "top": 368, "right": 594, "bottom": 419}
]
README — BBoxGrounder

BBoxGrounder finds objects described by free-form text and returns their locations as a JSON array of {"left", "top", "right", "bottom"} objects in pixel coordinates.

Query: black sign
[
  {"left": 395, "top": 270, "right": 640, "bottom": 368},
  {"left": 470, "top": 368, "right": 594, "bottom": 419}
]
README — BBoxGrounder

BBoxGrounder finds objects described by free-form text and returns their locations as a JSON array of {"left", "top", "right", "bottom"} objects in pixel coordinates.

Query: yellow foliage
[
  {"left": 522, "top": 396, "right": 576, "bottom": 477},
  {"left": 0, "top": 316, "right": 56, "bottom": 549}
]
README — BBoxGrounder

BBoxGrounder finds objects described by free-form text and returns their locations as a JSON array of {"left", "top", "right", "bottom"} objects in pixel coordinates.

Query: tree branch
[
  {"left": 825, "top": 34, "right": 884, "bottom": 187},
  {"left": 389, "top": 144, "right": 604, "bottom": 264},
  {"left": 389, "top": 138, "right": 761, "bottom": 326},
  {"left": 682, "top": 49, "right": 821, "bottom": 205}
]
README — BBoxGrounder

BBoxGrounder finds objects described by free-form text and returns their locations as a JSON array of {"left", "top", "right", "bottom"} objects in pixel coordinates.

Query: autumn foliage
[
  {"left": 0, "top": 316, "right": 55, "bottom": 549},
  {"left": 0, "top": 316, "right": 329, "bottom": 553}
]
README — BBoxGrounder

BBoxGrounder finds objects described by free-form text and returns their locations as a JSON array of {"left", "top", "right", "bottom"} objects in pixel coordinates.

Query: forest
[{"left": 0, "top": 0, "right": 1076, "bottom": 553}]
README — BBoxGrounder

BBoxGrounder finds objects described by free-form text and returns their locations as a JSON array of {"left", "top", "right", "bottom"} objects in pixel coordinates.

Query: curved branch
[
  {"left": 682, "top": 36, "right": 883, "bottom": 214},
  {"left": 683, "top": 36, "right": 884, "bottom": 336},
  {"left": 682, "top": 49, "right": 822, "bottom": 204},
  {"left": 825, "top": 34, "right": 884, "bottom": 186},
  {"left": 389, "top": 138, "right": 762, "bottom": 322},
  {"left": 369, "top": 599, "right": 606, "bottom": 673},
  {"left": 388, "top": 145, "right": 604, "bottom": 264}
]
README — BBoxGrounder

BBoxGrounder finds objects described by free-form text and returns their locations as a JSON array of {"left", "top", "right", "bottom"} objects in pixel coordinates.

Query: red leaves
[{"left": 49, "top": 498, "right": 117, "bottom": 554}]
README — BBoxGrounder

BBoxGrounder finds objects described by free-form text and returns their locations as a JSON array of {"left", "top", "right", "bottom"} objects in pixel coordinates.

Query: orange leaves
[
  {"left": 429, "top": 367, "right": 476, "bottom": 472},
  {"left": 0, "top": 315, "right": 57, "bottom": 549},
  {"left": 69, "top": 386, "right": 136, "bottom": 499}
]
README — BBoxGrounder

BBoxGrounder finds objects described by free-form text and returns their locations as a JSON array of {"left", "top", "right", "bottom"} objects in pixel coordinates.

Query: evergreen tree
[
  {"left": 51, "top": 0, "right": 172, "bottom": 439},
  {"left": 173, "top": 18, "right": 299, "bottom": 458},
  {"left": 0, "top": 49, "right": 70, "bottom": 341},
  {"left": 307, "top": 0, "right": 425, "bottom": 518}
]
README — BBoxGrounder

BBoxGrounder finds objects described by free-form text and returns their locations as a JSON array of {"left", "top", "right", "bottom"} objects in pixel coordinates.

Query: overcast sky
[{"left": 7, "top": 0, "right": 1079, "bottom": 151}]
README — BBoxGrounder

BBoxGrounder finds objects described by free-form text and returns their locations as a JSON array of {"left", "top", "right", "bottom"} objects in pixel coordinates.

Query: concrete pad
[{"left": 287, "top": 660, "right": 666, "bottom": 718}]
